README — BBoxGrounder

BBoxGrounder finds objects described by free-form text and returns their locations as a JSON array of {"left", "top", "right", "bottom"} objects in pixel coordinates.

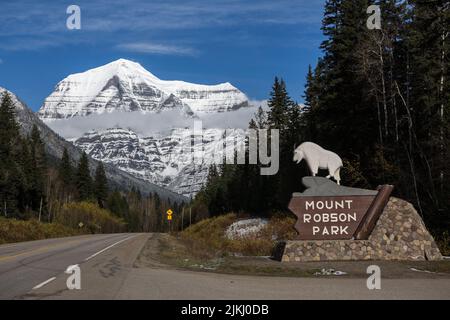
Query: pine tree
[
  {"left": 0, "top": 93, "right": 19, "bottom": 162},
  {"left": 405, "top": 0, "right": 450, "bottom": 231},
  {"left": 267, "top": 77, "right": 292, "bottom": 132},
  {"left": 0, "top": 93, "right": 23, "bottom": 217},
  {"left": 16, "top": 136, "right": 33, "bottom": 214},
  {"left": 302, "top": 63, "right": 322, "bottom": 141},
  {"left": 94, "top": 162, "right": 108, "bottom": 208},
  {"left": 28, "top": 125, "right": 47, "bottom": 214},
  {"left": 313, "top": 0, "right": 377, "bottom": 154},
  {"left": 76, "top": 152, "right": 93, "bottom": 201},
  {"left": 303, "top": 65, "right": 316, "bottom": 112},
  {"left": 58, "top": 147, "right": 73, "bottom": 199}
]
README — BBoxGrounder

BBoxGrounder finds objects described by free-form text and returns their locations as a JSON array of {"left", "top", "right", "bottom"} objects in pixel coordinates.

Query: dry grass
[
  {"left": 0, "top": 202, "right": 127, "bottom": 245},
  {"left": 55, "top": 201, "right": 126, "bottom": 234},
  {"left": 0, "top": 217, "right": 79, "bottom": 244},
  {"left": 181, "top": 213, "right": 297, "bottom": 257},
  {"left": 435, "top": 231, "right": 450, "bottom": 256}
]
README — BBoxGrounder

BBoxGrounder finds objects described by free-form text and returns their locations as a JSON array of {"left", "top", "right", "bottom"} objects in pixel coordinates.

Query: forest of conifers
[{"left": 193, "top": 0, "right": 449, "bottom": 245}]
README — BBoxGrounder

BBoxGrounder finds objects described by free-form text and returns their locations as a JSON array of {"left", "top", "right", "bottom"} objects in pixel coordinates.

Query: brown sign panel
[{"left": 288, "top": 195, "right": 376, "bottom": 240}]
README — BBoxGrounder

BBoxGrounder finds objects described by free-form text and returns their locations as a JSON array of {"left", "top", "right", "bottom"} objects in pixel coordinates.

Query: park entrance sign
[
  {"left": 290, "top": 196, "right": 375, "bottom": 240},
  {"left": 280, "top": 142, "right": 442, "bottom": 262},
  {"left": 289, "top": 178, "right": 393, "bottom": 240}
]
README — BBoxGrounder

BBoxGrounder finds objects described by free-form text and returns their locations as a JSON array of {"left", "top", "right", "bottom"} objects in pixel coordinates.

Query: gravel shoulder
[{"left": 134, "top": 233, "right": 450, "bottom": 279}]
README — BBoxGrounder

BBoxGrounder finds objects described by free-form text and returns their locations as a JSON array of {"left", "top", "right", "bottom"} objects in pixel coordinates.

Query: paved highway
[{"left": 0, "top": 233, "right": 449, "bottom": 299}]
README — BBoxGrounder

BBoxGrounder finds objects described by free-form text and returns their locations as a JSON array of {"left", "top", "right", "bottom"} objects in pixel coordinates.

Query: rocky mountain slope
[{"left": 73, "top": 127, "right": 245, "bottom": 197}]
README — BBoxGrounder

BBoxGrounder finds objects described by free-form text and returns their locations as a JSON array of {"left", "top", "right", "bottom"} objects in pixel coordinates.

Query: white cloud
[
  {"left": 44, "top": 105, "right": 268, "bottom": 140},
  {"left": 117, "top": 42, "right": 198, "bottom": 56},
  {"left": 0, "top": 58, "right": 3, "bottom": 64}
]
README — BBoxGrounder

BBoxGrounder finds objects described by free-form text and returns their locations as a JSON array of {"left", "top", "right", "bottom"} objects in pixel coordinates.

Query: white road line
[
  {"left": 84, "top": 235, "right": 137, "bottom": 262},
  {"left": 32, "top": 277, "right": 56, "bottom": 290}
]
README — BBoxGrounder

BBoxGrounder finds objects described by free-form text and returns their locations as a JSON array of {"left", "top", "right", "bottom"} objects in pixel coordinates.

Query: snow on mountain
[
  {"left": 73, "top": 127, "right": 246, "bottom": 197},
  {"left": 38, "top": 59, "right": 253, "bottom": 197},
  {"left": 38, "top": 59, "right": 248, "bottom": 119},
  {"left": 157, "top": 80, "right": 249, "bottom": 113}
]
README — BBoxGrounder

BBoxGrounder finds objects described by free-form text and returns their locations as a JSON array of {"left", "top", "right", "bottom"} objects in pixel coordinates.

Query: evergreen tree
[
  {"left": 59, "top": 148, "right": 72, "bottom": 187},
  {"left": 303, "top": 65, "right": 317, "bottom": 112},
  {"left": 94, "top": 162, "right": 108, "bottom": 208},
  {"left": 405, "top": 0, "right": 450, "bottom": 232},
  {"left": 0, "top": 93, "right": 19, "bottom": 162},
  {"left": 28, "top": 125, "right": 47, "bottom": 214},
  {"left": 0, "top": 93, "right": 23, "bottom": 217},
  {"left": 107, "top": 190, "right": 129, "bottom": 219},
  {"left": 76, "top": 152, "right": 93, "bottom": 201},
  {"left": 267, "top": 77, "right": 292, "bottom": 132}
]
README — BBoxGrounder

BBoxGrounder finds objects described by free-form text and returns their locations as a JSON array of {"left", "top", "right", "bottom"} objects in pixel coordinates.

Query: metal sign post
[
  {"left": 181, "top": 207, "right": 184, "bottom": 231},
  {"left": 166, "top": 209, "right": 173, "bottom": 233}
]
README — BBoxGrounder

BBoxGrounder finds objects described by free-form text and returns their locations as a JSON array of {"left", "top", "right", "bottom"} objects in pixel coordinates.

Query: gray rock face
[
  {"left": 293, "top": 176, "right": 378, "bottom": 197},
  {"left": 74, "top": 127, "right": 245, "bottom": 198}
]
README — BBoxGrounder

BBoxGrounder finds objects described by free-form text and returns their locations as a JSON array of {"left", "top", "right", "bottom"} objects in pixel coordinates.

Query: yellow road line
[{"left": 0, "top": 237, "right": 92, "bottom": 263}]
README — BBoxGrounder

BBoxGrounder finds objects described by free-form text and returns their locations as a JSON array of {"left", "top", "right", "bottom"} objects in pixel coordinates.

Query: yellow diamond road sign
[{"left": 167, "top": 209, "right": 173, "bottom": 220}]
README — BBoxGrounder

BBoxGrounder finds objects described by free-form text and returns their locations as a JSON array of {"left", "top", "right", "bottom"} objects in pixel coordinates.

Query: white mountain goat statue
[{"left": 293, "top": 142, "right": 343, "bottom": 185}]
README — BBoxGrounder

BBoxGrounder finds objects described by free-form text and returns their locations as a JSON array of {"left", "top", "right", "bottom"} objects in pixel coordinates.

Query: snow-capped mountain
[
  {"left": 39, "top": 59, "right": 248, "bottom": 119},
  {"left": 38, "top": 59, "right": 253, "bottom": 197}
]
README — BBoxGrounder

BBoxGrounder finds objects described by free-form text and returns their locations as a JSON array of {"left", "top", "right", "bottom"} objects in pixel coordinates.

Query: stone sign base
[{"left": 280, "top": 197, "right": 442, "bottom": 262}]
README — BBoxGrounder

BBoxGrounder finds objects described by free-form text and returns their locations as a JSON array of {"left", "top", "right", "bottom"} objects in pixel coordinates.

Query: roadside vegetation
[
  {"left": 181, "top": 213, "right": 296, "bottom": 257},
  {"left": 55, "top": 201, "right": 126, "bottom": 234},
  {"left": 0, "top": 217, "right": 79, "bottom": 244}
]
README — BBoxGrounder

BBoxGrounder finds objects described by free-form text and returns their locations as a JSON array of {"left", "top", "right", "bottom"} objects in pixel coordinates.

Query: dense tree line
[
  {"left": 193, "top": 0, "right": 449, "bottom": 242},
  {"left": 0, "top": 93, "right": 47, "bottom": 219},
  {"left": 0, "top": 92, "right": 184, "bottom": 232}
]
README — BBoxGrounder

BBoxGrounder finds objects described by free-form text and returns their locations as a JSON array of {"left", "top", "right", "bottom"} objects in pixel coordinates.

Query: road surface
[{"left": 0, "top": 233, "right": 449, "bottom": 299}]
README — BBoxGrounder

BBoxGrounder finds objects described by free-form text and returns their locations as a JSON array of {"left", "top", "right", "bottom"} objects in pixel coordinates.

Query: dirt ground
[{"left": 134, "top": 233, "right": 450, "bottom": 279}]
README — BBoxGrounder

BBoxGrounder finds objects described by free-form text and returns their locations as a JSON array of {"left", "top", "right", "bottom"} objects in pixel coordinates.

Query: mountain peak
[
  {"left": 111, "top": 58, "right": 137, "bottom": 65},
  {"left": 106, "top": 58, "right": 154, "bottom": 73},
  {"left": 76, "top": 58, "right": 159, "bottom": 82}
]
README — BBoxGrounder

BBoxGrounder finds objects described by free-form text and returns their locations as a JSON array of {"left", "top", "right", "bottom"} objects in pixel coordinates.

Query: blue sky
[{"left": 0, "top": 0, "right": 325, "bottom": 111}]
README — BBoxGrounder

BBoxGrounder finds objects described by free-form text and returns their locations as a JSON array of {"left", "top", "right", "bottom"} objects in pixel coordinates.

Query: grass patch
[
  {"left": 153, "top": 233, "right": 319, "bottom": 277},
  {"left": 434, "top": 231, "right": 450, "bottom": 256},
  {"left": 0, "top": 202, "right": 126, "bottom": 245},
  {"left": 180, "top": 212, "right": 297, "bottom": 258}
]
